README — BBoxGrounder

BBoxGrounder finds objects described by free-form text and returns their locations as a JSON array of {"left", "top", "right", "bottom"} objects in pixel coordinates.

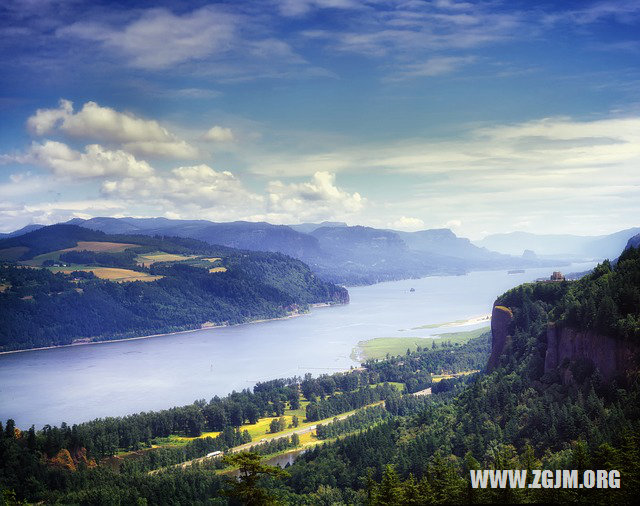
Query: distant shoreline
[{"left": 0, "top": 302, "right": 337, "bottom": 356}]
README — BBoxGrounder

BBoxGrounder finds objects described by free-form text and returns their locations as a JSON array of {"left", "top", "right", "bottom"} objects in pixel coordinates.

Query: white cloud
[
  {"left": 123, "top": 140, "right": 198, "bottom": 159},
  {"left": 59, "top": 7, "right": 238, "bottom": 70},
  {"left": 391, "top": 216, "right": 425, "bottom": 230},
  {"left": 0, "top": 199, "right": 126, "bottom": 233},
  {"left": 389, "top": 55, "right": 476, "bottom": 80},
  {"left": 266, "top": 171, "right": 364, "bottom": 222},
  {"left": 101, "top": 164, "right": 262, "bottom": 212},
  {"left": 244, "top": 115, "right": 640, "bottom": 236},
  {"left": 27, "top": 100, "right": 197, "bottom": 159},
  {"left": 0, "top": 172, "right": 51, "bottom": 198},
  {"left": 16, "top": 140, "right": 154, "bottom": 179},
  {"left": 203, "top": 126, "right": 235, "bottom": 143}
]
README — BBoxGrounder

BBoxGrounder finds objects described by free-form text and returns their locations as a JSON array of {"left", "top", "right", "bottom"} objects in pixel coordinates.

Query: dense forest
[
  {"left": 0, "top": 225, "right": 348, "bottom": 352},
  {"left": 1, "top": 247, "right": 639, "bottom": 503}
]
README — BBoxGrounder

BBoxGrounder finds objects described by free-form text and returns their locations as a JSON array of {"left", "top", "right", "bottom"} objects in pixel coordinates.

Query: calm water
[{"left": 0, "top": 264, "right": 594, "bottom": 428}]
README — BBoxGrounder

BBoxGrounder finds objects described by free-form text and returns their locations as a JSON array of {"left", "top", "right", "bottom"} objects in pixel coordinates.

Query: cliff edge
[
  {"left": 487, "top": 304, "right": 513, "bottom": 371},
  {"left": 545, "top": 324, "right": 640, "bottom": 383}
]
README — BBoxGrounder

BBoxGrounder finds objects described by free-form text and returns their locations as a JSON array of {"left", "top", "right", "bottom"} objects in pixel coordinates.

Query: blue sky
[{"left": 1, "top": 0, "right": 639, "bottom": 238}]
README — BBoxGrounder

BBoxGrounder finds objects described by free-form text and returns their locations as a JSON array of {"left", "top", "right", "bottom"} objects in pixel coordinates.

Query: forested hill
[
  {"left": 0, "top": 225, "right": 348, "bottom": 352},
  {"left": 271, "top": 247, "right": 640, "bottom": 504}
]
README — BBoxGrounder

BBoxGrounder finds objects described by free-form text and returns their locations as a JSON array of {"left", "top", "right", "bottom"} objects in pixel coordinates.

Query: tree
[
  {"left": 291, "top": 415, "right": 299, "bottom": 428},
  {"left": 374, "top": 465, "right": 403, "bottom": 505},
  {"left": 222, "top": 452, "right": 289, "bottom": 505},
  {"left": 291, "top": 433, "right": 300, "bottom": 446}
]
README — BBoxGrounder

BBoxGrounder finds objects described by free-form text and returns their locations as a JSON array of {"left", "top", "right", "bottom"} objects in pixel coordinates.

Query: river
[{"left": 0, "top": 263, "right": 594, "bottom": 428}]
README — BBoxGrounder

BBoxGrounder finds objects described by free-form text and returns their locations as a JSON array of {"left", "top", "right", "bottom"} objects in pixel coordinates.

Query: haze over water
[{"left": 0, "top": 264, "right": 594, "bottom": 428}]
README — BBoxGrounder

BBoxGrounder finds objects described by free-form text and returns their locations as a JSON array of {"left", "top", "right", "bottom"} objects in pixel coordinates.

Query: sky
[{"left": 0, "top": 0, "right": 639, "bottom": 239}]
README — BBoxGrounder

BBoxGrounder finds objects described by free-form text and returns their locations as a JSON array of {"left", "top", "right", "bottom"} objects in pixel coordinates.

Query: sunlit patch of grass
[
  {"left": 432, "top": 370, "right": 479, "bottom": 382},
  {"left": 355, "top": 327, "right": 490, "bottom": 361},
  {"left": 48, "top": 266, "right": 163, "bottom": 283},
  {"left": 135, "top": 251, "right": 198, "bottom": 265}
]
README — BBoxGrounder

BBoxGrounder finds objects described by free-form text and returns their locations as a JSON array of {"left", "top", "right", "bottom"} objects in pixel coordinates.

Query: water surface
[{"left": 0, "top": 264, "right": 593, "bottom": 428}]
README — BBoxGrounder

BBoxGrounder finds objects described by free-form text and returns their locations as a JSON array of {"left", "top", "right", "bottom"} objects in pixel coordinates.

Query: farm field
[
  {"left": 47, "top": 266, "right": 163, "bottom": 283},
  {"left": 135, "top": 251, "right": 198, "bottom": 265},
  {"left": 208, "top": 267, "right": 227, "bottom": 273},
  {"left": 354, "top": 326, "right": 490, "bottom": 361},
  {"left": 25, "top": 241, "right": 140, "bottom": 266}
]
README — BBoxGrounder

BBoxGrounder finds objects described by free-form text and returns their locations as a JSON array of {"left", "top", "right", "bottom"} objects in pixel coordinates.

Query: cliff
[
  {"left": 544, "top": 324, "right": 640, "bottom": 383},
  {"left": 488, "top": 298, "right": 639, "bottom": 382},
  {"left": 487, "top": 304, "right": 513, "bottom": 370}
]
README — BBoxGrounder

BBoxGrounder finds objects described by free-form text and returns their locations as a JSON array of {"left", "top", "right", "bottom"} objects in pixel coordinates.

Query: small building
[
  {"left": 206, "top": 451, "right": 223, "bottom": 458},
  {"left": 550, "top": 271, "right": 565, "bottom": 281}
]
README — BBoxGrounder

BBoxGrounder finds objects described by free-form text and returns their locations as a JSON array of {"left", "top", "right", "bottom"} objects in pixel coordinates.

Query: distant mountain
[
  {"left": 289, "top": 221, "right": 348, "bottom": 234},
  {"left": 476, "top": 227, "right": 640, "bottom": 259},
  {"left": 0, "top": 224, "right": 44, "bottom": 238},
  {"left": 394, "top": 228, "right": 502, "bottom": 261},
  {"left": 65, "top": 217, "right": 560, "bottom": 285},
  {"left": 626, "top": 233, "right": 640, "bottom": 250}
]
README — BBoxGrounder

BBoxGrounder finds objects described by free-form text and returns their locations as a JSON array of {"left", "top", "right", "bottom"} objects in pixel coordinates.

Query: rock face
[
  {"left": 544, "top": 324, "right": 640, "bottom": 383},
  {"left": 487, "top": 304, "right": 513, "bottom": 370}
]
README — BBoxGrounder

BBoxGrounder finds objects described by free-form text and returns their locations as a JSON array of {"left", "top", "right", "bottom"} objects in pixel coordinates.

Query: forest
[
  {"left": 1, "top": 247, "right": 639, "bottom": 504},
  {"left": 0, "top": 226, "right": 348, "bottom": 352}
]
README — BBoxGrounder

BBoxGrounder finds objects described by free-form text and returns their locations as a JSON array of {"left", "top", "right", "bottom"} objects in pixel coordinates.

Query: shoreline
[
  {"left": 440, "top": 313, "right": 492, "bottom": 328},
  {"left": 0, "top": 302, "right": 339, "bottom": 356}
]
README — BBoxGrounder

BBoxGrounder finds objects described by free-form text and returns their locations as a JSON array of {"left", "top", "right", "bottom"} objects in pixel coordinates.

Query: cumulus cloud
[
  {"left": 0, "top": 199, "right": 126, "bottom": 233},
  {"left": 203, "top": 126, "right": 235, "bottom": 143},
  {"left": 266, "top": 171, "right": 364, "bottom": 221},
  {"left": 15, "top": 140, "right": 154, "bottom": 178},
  {"left": 101, "top": 164, "right": 262, "bottom": 212},
  {"left": 391, "top": 216, "right": 425, "bottom": 230},
  {"left": 27, "top": 100, "right": 198, "bottom": 159}
]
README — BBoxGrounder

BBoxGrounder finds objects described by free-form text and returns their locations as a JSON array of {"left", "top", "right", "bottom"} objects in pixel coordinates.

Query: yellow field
[
  {"left": 432, "top": 370, "right": 479, "bottom": 383},
  {"left": 173, "top": 431, "right": 221, "bottom": 442},
  {"left": 57, "top": 267, "right": 163, "bottom": 283},
  {"left": 203, "top": 257, "right": 222, "bottom": 263},
  {"left": 208, "top": 267, "right": 227, "bottom": 273},
  {"left": 64, "top": 241, "right": 139, "bottom": 253},
  {"left": 135, "top": 252, "right": 198, "bottom": 265}
]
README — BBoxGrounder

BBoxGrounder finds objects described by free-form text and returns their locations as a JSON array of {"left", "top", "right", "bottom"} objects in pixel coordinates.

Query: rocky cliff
[
  {"left": 488, "top": 298, "right": 639, "bottom": 382},
  {"left": 544, "top": 324, "right": 640, "bottom": 383},
  {"left": 487, "top": 304, "right": 513, "bottom": 370}
]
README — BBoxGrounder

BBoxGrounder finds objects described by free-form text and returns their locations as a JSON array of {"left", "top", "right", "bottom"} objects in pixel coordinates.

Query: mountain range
[
  {"left": 58, "top": 217, "right": 559, "bottom": 284},
  {"left": 475, "top": 227, "right": 640, "bottom": 259}
]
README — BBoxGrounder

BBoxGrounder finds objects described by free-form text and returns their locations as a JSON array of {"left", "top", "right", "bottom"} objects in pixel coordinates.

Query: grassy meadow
[{"left": 355, "top": 326, "right": 490, "bottom": 361}]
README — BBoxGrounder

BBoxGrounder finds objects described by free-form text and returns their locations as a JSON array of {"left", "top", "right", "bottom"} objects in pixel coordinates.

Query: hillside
[
  {"left": 2, "top": 247, "right": 639, "bottom": 503},
  {"left": 1, "top": 247, "right": 639, "bottom": 503},
  {"left": 64, "top": 217, "right": 557, "bottom": 285},
  {"left": 0, "top": 225, "right": 348, "bottom": 352},
  {"left": 627, "top": 233, "right": 640, "bottom": 250}
]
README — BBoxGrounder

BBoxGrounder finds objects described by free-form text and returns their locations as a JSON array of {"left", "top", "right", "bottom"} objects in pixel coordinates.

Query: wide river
[{"left": 0, "top": 263, "right": 594, "bottom": 428}]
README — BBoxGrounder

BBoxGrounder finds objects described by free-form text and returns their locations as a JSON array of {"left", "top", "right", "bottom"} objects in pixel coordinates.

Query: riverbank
[
  {"left": 353, "top": 325, "right": 490, "bottom": 362},
  {"left": 0, "top": 302, "right": 342, "bottom": 356}
]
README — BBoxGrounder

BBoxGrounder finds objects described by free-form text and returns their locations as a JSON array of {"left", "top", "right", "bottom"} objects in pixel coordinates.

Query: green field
[
  {"left": 135, "top": 251, "right": 198, "bottom": 265},
  {"left": 354, "top": 326, "right": 490, "bottom": 361}
]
